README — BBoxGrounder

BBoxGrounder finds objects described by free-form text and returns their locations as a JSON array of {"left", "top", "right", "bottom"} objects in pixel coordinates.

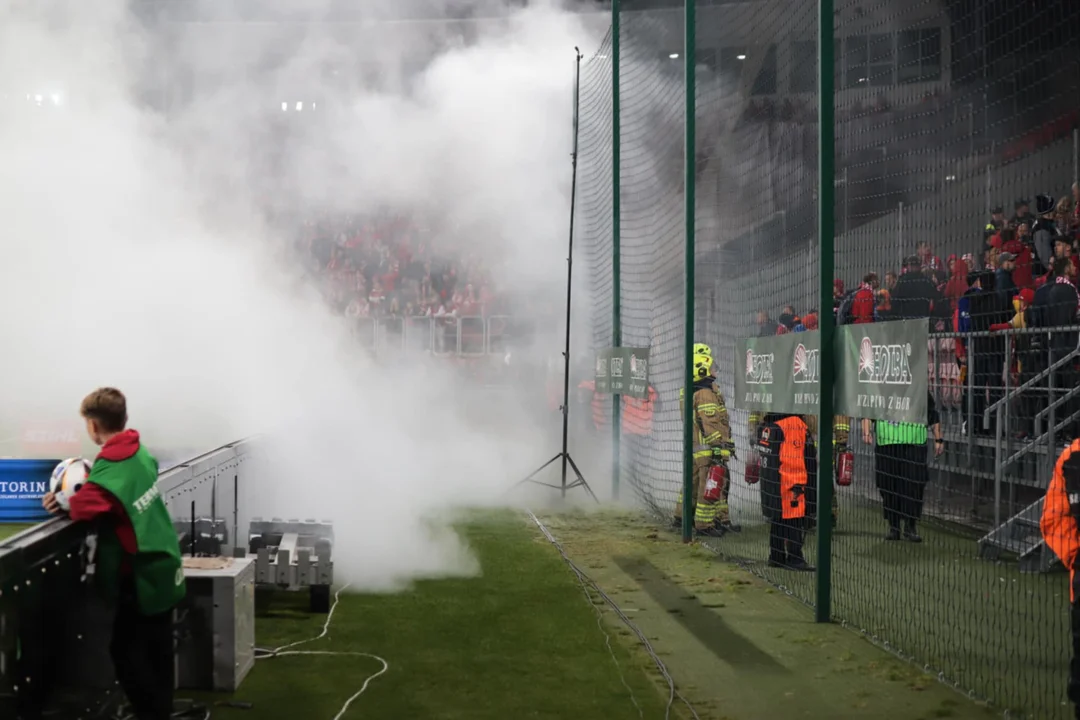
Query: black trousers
[
  {"left": 112, "top": 580, "right": 175, "bottom": 720},
  {"left": 768, "top": 517, "right": 807, "bottom": 565},
  {"left": 874, "top": 442, "right": 930, "bottom": 530}
]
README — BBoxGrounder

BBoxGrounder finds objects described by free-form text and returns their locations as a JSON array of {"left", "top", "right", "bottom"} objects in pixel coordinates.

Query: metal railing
[
  {"left": 927, "top": 323, "right": 1080, "bottom": 533},
  {"left": 351, "top": 315, "right": 518, "bottom": 357},
  {"left": 0, "top": 439, "right": 260, "bottom": 718}
]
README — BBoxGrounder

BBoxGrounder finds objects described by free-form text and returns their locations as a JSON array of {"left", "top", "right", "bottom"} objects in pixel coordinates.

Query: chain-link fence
[{"left": 578, "top": 1, "right": 1080, "bottom": 717}]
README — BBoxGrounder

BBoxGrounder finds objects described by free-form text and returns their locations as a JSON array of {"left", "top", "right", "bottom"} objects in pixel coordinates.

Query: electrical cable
[
  {"left": 526, "top": 511, "right": 700, "bottom": 720},
  {"left": 254, "top": 583, "right": 390, "bottom": 720}
]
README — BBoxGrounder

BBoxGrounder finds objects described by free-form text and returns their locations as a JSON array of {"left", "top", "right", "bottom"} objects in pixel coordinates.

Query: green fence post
[
  {"left": 681, "top": 0, "right": 697, "bottom": 543},
  {"left": 612, "top": 0, "right": 622, "bottom": 502},
  {"left": 815, "top": 0, "right": 836, "bottom": 623}
]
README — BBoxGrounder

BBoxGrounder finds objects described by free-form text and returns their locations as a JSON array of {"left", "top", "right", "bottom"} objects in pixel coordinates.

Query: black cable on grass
[{"left": 527, "top": 511, "right": 701, "bottom": 720}]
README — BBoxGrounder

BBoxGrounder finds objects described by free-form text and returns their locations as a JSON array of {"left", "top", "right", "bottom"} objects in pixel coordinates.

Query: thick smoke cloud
[{"left": 0, "top": 0, "right": 605, "bottom": 589}]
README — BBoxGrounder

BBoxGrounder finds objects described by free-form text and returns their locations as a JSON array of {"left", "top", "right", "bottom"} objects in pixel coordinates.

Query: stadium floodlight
[
  {"left": 295, "top": 101, "right": 303, "bottom": 111},
  {"left": 736, "top": 54, "right": 746, "bottom": 60},
  {"left": 668, "top": 53, "right": 679, "bottom": 59},
  {"left": 281, "top": 102, "right": 288, "bottom": 111}
]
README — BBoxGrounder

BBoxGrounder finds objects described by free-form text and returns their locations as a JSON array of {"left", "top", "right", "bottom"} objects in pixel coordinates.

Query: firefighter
[
  {"left": 674, "top": 352, "right": 736, "bottom": 536},
  {"left": 1040, "top": 435, "right": 1080, "bottom": 719},
  {"left": 754, "top": 412, "right": 817, "bottom": 571}
]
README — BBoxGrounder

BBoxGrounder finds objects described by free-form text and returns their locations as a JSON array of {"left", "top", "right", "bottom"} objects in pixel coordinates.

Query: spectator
[
  {"left": 754, "top": 311, "right": 779, "bottom": 337},
  {"left": 990, "top": 288, "right": 1036, "bottom": 438},
  {"left": 1033, "top": 194, "right": 1060, "bottom": 272},
  {"left": 778, "top": 307, "right": 799, "bottom": 332},
  {"left": 1030, "top": 258, "right": 1080, "bottom": 439},
  {"left": 996, "top": 251, "right": 1018, "bottom": 302},
  {"left": 1001, "top": 228, "right": 1036, "bottom": 290},
  {"left": 891, "top": 255, "right": 946, "bottom": 320},
  {"left": 942, "top": 254, "right": 969, "bottom": 314},
  {"left": 916, "top": 240, "right": 942, "bottom": 273},
  {"left": 846, "top": 273, "right": 878, "bottom": 324},
  {"left": 1071, "top": 182, "right": 1080, "bottom": 236},
  {"left": 985, "top": 204, "right": 1006, "bottom": 240},
  {"left": 875, "top": 287, "right": 893, "bottom": 316},
  {"left": 1013, "top": 198, "right": 1035, "bottom": 228},
  {"left": 960, "top": 270, "right": 1011, "bottom": 437},
  {"left": 884, "top": 270, "right": 898, "bottom": 293},
  {"left": 832, "top": 279, "right": 845, "bottom": 316}
]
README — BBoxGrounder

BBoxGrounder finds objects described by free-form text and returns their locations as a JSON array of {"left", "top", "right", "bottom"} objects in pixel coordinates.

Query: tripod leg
[
  {"left": 564, "top": 453, "right": 599, "bottom": 502},
  {"left": 513, "top": 453, "right": 563, "bottom": 489}
]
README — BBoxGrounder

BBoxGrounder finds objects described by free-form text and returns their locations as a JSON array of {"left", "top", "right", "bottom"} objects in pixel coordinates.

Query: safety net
[{"left": 577, "top": 0, "right": 1080, "bottom": 717}]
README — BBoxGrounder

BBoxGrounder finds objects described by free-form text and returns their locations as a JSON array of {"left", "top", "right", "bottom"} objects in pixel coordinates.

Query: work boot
[
  {"left": 718, "top": 520, "right": 741, "bottom": 534},
  {"left": 787, "top": 558, "right": 816, "bottom": 572},
  {"left": 885, "top": 526, "right": 901, "bottom": 541},
  {"left": 904, "top": 524, "right": 923, "bottom": 543},
  {"left": 696, "top": 525, "right": 726, "bottom": 539}
]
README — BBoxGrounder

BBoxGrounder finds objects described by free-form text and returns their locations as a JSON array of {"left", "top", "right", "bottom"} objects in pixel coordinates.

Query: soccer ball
[{"left": 50, "top": 457, "right": 92, "bottom": 511}]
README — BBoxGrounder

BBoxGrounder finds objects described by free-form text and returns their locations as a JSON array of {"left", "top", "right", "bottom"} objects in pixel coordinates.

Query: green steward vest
[
  {"left": 875, "top": 420, "right": 927, "bottom": 446},
  {"left": 89, "top": 447, "right": 186, "bottom": 616}
]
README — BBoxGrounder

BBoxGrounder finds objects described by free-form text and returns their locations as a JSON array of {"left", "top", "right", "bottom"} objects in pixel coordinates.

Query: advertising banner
[
  {"left": 836, "top": 319, "right": 928, "bottom": 423},
  {"left": 733, "top": 319, "right": 927, "bottom": 424},
  {"left": 734, "top": 332, "right": 820, "bottom": 416},
  {"left": 594, "top": 347, "right": 651, "bottom": 399}
]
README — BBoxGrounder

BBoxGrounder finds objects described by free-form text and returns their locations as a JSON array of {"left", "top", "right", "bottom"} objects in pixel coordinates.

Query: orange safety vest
[
  {"left": 623, "top": 386, "right": 658, "bottom": 436},
  {"left": 576, "top": 381, "right": 657, "bottom": 435},
  {"left": 1041, "top": 439, "right": 1080, "bottom": 602},
  {"left": 777, "top": 416, "right": 811, "bottom": 520}
]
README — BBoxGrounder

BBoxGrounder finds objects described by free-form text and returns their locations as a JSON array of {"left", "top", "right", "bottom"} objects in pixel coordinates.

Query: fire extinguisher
[
  {"left": 703, "top": 464, "right": 726, "bottom": 502},
  {"left": 743, "top": 453, "right": 760, "bottom": 485},
  {"left": 836, "top": 448, "right": 854, "bottom": 487}
]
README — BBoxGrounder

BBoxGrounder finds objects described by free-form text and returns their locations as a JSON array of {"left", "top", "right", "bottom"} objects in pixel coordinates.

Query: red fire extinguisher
[
  {"left": 743, "top": 454, "right": 760, "bottom": 485},
  {"left": 703, "top": 464, "right": 726, "bottom": 502},
  {"left": 836, "top": 449, "right": 854, "bottom": 487}
]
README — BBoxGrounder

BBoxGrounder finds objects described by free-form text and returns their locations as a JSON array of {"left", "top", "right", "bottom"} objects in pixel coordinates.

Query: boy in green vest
[{"left": 43, "top": 387, "right": 185, "bottom": 720}]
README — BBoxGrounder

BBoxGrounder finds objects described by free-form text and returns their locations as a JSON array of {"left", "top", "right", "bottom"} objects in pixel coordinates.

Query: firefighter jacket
[
  {"left": 1041, "top": 439, "right": 1080, "bottom": 602},
  {"left": 755, "top": 415, "right": 817, "bottom": 521},
  {"left": 681, "top": 378, "right": 732, "bottom": 461}
]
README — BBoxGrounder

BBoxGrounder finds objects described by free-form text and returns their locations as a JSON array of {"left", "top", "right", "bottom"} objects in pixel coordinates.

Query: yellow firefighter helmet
[
  {"left": 692, "top": 353, "right": 714, "bottom": 381},
  {"left": 694, "top": 342, "right": 713, "bottom": 358}
]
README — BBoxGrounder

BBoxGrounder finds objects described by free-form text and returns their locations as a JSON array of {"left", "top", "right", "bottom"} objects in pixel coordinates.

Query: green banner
[
  {"left": 594, "top": 347, "right": 650, "bottom": 399},
  {"left": 836, "top": 319, "right": 927, "bottom": 423},
  {"left": 735, "top": 332, "right": 821, "bottom": 416},
  {"left": 733, "top": 320, "right": 927, "bottom": 424}
]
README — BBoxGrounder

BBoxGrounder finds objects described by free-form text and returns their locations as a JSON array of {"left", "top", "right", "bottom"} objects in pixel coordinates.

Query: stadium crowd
[
  {"left": 758, "top": 182, "right": 1080, "bottom": 440},
  {"left": 295, "top": 213, "right": 503, "bottom": 322}
]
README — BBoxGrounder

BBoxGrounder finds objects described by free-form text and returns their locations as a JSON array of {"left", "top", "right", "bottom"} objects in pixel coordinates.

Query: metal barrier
[
  {"left": 923, "top": 324, "right": 1080, "bottom": 570},
  {"left": 358, "top": 316, "right": 520, "bottom": 357},
  {"left": 0, "top": 439, "right": 258, "bottom": 718}
]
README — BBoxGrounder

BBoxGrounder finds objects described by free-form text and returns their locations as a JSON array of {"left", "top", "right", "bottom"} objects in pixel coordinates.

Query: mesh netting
[{"left": 579, "top": 1, "right": 1080, "bottom": 717}]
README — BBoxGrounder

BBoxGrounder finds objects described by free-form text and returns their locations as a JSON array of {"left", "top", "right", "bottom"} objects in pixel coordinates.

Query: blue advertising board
[{"left": 0, "top": 459, "right": 57, "bottom": 523}]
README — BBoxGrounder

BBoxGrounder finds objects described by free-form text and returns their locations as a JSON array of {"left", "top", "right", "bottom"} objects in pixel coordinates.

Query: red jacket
[{"left": 850, "top": 284, "right": 875, "bottom": 324}]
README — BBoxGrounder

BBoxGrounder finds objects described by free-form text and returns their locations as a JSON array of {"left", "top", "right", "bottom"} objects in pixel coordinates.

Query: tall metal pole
[
  {"left": 560, "top": 49, "right": 585, "bottom": 498},
  {"left": 681, "top": 0, "right": 697, "bottom": 543},
  {"left": 612, "top": 0, "right": 623, "bottom": 502},
  {"left": 814, "top": 0, "right": 836, "bottom": 623}
]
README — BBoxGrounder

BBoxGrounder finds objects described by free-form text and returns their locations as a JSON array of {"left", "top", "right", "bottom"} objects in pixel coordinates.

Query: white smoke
[{"left": 0, "top": 0, "right": 607, "bottom": 589}]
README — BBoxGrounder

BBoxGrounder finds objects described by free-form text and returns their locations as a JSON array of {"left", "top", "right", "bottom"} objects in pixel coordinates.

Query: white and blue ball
[{"left": 50, "top": 457, "right": 92, "bottom": 511}]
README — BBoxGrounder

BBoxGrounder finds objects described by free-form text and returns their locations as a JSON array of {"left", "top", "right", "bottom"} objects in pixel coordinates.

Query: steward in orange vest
[
  {"left": 576, "top": 380, "right": 658, "bottom": 435},
  {"left": 754, "top": 413, "right": 817, "bottom": 571},
  {"left": 1040, "top": 437, "right": 1080, "bottom": 717}
]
